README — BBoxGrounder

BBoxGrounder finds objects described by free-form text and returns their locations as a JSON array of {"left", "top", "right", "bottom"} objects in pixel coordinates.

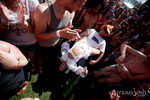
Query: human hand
[
  {"left": 89, "top": 60, "right": 97, "bottom": 65},
  {"left": 18, "top": 3, "right": 25, "bottom": 24},
  {"left": 0, "top": 4, "right": 9, "bottom": 31},
  {"left": 82, "top": 67, "right": 88, "bottom": 76},
  {"left": 70, "top": 29, "right": 82, "bottom": 41},
  {"left": 17, "top": 3, "right": 31, "bottom": 32},
  {"left": 116, "top": 55, "right": 125, "bottom": 64},
  {"left": 59, "top": 28, "right": 81, "bottom": 41},
  {"left": 110, "top": 89, "right": 120, "bottom": 100},
  {"left": 67, "top": 23, "right": 74, "bottom": 29},
  {"left": 58, "top": 63, "right": 66, "bottom": 72}
]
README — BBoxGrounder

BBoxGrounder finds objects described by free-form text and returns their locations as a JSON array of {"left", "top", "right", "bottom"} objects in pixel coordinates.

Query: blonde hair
[{"left": 100, "top": 24, "right": 114, "bottom": 35}]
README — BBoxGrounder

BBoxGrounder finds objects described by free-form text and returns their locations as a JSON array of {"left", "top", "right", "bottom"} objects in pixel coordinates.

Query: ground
[{"left": 9, "top": 72, "right": 81, "bottom": 100}]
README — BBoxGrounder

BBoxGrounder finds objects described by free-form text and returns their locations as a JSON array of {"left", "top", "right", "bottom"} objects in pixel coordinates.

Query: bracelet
[{"left": 56, "top": 30, "right": 61, "bottom": 38}]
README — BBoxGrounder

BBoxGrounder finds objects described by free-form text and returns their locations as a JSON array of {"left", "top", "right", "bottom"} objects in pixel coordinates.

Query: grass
[
  {"left": 9, "top": 74, "right": 51, "bottom": 100},
  {"left": 9, "top": 72, "right": 81, "bottom": 100}
]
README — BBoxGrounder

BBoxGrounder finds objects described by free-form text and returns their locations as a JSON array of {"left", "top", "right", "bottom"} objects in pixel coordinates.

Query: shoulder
[
  {"left": 27, "top": 0, "right": 39, "bottom": 7},
  {"left": 36, "top": 2, "right": 49, "bottom": 14},
  {"left": 34, "top": 2, "right": 50, "bottom": 21}
]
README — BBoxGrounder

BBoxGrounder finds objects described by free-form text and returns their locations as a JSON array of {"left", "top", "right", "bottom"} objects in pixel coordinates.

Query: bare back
[{"left": 123, "top": 53, "right": 150, "bottom": 75}]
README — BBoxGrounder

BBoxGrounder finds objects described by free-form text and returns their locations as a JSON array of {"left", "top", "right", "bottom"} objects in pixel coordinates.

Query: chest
[
  {"left": 47, "top": 8, "right": 70, "bottom": 32},
  {"left": 0, "top": 1, "right": 29, "bottom": 24}
]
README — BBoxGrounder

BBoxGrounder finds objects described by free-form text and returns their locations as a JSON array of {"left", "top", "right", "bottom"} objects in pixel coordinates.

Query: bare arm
[
  {"left": 117, "top": 64, "right": 150, "bottom": 80},
  {"left": 94, "top": 51, "right": 104, "bottom": 63},
  {"left": 116, "top": 44, "right": 146, "bottom": 63},
  {"left": 89, "top": 40, "right": 106, "bottom": 65},
  {"left": 0, "top": 41, "right": 28, "bottom": 70},
  {"left": 80, "top": 31, "right": 88, "bottom": 37},
  {"left": 0, "top": 4, "right": 9, "bottom": 33},
  {"left": 127, "top": 72, "right": 150, "bottom": 80},
  {"left": 33, "top": 3, "right": 80, "bottom": 42},
  {"left": 121, "top": 44, "right": 146, "bottom": 57},
  {"left": 90, "top": 48, "right": 104, "bottom": 65}
]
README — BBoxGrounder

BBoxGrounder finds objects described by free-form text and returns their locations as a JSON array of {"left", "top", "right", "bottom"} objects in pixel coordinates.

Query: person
[
  {"left": 0, "top": 40, "right": 28, "bottom": 99},
  {"left": 21, "top": 98, "right": 40, "bottom": 100},
  {"left": 75, "top": 3, "right": 103, "bottom": 31},
  {"left": 33, "top": 0, "right": 87, "bottom": 75},
  {"left": 33, "top": 0, "right": 87, "bottom": 47},
  {"left": 59, "top": 24, "right": 114, "bottom": 78},
  {"left": 109, "top": 89, "right": 120, "bottom": 100},
  {"left": 0, "top": 0, "right": 39, "bottom": 72},
  {"left": 91, "top": 44, "right": 150, "bottom": 84}
]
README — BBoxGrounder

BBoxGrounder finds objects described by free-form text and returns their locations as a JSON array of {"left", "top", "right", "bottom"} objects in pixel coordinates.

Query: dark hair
[
  {"left": 147, "top": 55, "right": 150, "bottom": 60},
  {"left": 85, "top": 0, "right": 104, "bottom": 9},
  {"left": 147, "top": 55, "right": 150, "bottom": 64}
]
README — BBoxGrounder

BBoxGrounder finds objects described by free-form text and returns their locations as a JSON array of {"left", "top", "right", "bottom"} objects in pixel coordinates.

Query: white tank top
[{"left": 1, "top": 0, "right": 39, "bottom": 46}]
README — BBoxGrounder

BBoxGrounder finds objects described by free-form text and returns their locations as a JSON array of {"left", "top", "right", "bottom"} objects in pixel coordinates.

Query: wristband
[{"left": 56, "top": 30, "right": 61, "bottom": 38}]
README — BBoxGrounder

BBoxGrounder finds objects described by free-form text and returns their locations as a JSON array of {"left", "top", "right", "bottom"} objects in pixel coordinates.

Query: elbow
[
  {"left": 121, "top": 43, "right": 129, "bottom": 48},
  {"left": 98, "top": 52, "right": 104, "bottom": 58},
  {"left": 121, "top": 44, "right": 126, "bottom": 48},
  {"left": 120, "top": 44, "right": 128, "bottom": 50}
]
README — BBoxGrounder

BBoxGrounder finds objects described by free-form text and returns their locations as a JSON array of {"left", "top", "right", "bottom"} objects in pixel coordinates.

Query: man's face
[{"left": 65, "top": 0, "right": 87, "bottom": 12}]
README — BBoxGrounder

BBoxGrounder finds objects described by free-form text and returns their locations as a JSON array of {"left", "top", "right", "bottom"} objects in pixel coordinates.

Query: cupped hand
[{"left": 60, "top": 28, "right": 81, "bottom": 41}]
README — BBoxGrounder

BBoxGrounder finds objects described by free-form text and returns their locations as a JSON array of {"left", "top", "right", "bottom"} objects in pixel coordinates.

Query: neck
[{"left": 53, "top": 0, "right": 66, "bottom": 19}]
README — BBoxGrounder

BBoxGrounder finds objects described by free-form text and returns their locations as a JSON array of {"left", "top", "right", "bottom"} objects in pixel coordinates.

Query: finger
[
  {"left": 67, "top": 24, "right": 73, "bottom": 29},
  {"left": 69, "top": 32, "right": 80, "bottom": 39},
  {"left": 66, "top": 28, "right": 81, "bottom": 33},
  {"left": 70, "top": 33, "right": 80, "bottom": 39},
  {"left": 67, "top": 31, "right": 78, "bottom": 34},
  {"left": 74, "top": 29, "right": 82, "bottom": 32},
  {"left": 71, "top": 38, "right": 76, "bottom": 41},
  {"left": 76, "top": 33, "right": 81, "bottom": 38}
]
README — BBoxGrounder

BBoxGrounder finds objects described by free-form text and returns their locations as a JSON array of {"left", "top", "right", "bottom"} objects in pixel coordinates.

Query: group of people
[
  {"left": 0, "top": 0, "right": 150, "bottom": 100},
  {"left": 0, "top": 0, "right": 87, "bottom": 99}
]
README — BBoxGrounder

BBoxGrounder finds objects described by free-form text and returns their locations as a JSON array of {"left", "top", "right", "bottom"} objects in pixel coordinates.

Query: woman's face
[{"left": 99, "top": 29, "right": 110, "bottom": 37}]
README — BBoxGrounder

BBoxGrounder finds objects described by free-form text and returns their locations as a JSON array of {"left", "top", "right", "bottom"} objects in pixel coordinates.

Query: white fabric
[
  {"left": 61, "top": 29, "right": 106, "bottom": 78},
  {"left": 3, "top": 0, "right": 39, "bottom": 46},
  {"left": 61, "top": 42, "right": 70, "bottom": 56},
  {"left": 87, "top": 29, "right": 106, "bottom": 53}
]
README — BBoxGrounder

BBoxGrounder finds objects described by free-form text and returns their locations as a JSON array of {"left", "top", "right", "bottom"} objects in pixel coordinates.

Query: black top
[{"left": 0, "top": 65, "right": 25, "bottom": 98}]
